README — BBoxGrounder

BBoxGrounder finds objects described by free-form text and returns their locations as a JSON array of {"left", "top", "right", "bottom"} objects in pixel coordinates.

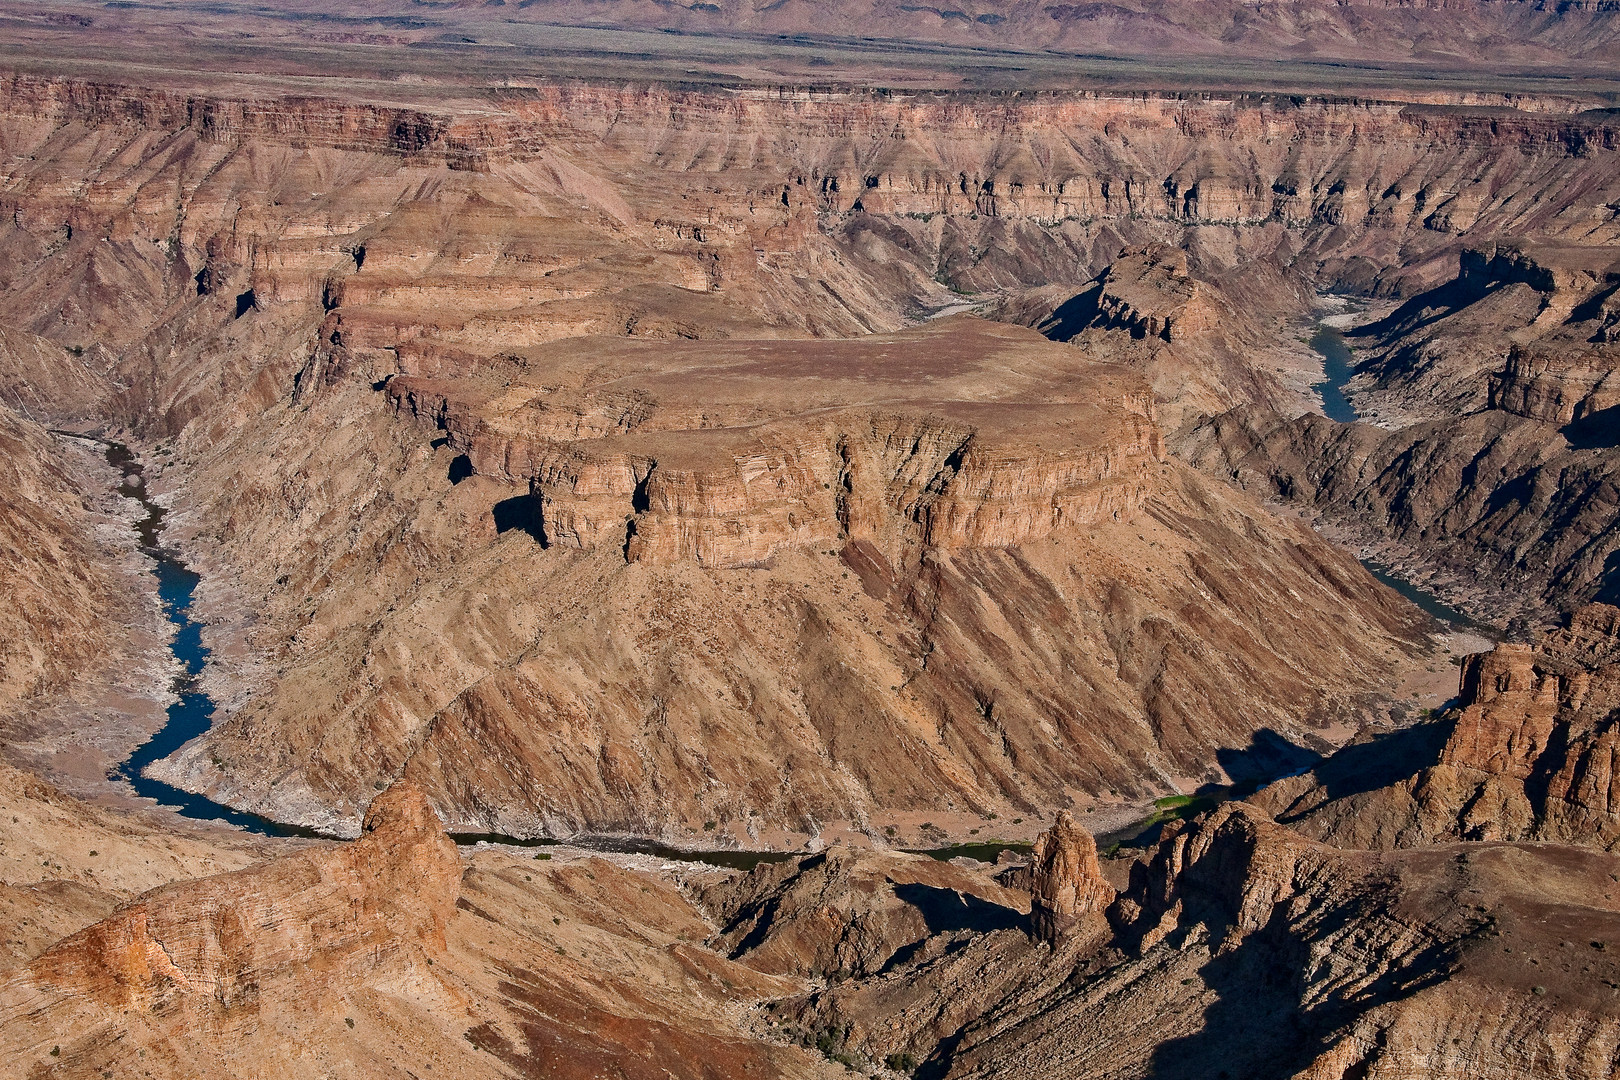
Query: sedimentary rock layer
[
  {"left": 143, "top": 314, "right": 1435, "bottom": 839},
  {"left": 11, "top": 76, "right": 1591, "bottom": 832}
]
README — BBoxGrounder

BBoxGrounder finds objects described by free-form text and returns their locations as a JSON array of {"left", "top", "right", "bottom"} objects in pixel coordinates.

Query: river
[
  {"left": 1309, "top": 322, "right": 1361, "bottom": 424},
  {"left": 1306, "top": 310, "right": 1493, "bottom": 637},
  {"left": 93, "top": 439, "right": 326, "bottom": 838}
]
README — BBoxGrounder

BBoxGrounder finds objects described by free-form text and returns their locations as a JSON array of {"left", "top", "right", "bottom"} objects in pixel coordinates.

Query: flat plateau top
[{"left": 397, "top": 317, "right": 1158, "bottom": 467}]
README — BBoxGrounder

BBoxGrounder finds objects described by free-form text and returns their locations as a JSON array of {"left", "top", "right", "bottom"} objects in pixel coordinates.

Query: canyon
[{"left": 2, "top": 4, "right": 1620, "bottom": 1078}]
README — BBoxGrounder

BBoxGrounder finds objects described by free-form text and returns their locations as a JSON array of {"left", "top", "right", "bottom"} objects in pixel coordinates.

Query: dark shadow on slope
[
  {"left": 448, "top": 453, "right": 474, "bottom": 483},
  {"left": 1595, "top": 550, "right": 1620, "bottom": 608},
  {"left": 892, "top": 883, "right": 1027, "bottom": 936},
  {"left": 1144, "top": 893, "right": 1458, "bottom": 1080},
  {"left": 1213, "top": 729, "right": 1323, "bottom": 787},
  {"left": 493, "top": 494, "right": 545, "bottom": 544},
  {"left": 1036, "top": 282, "right": 1102, "bottom": 341},
  {"left": 1349, "top": 272, "right": 1495, "bottom": 341},
  {"left": 728, "top": 895, "right": 783, "bottom": 959},
  {"left": 1271, "top": 719, "right": 1453, "bottom": 813},
  {"left": 1562, "top": 404, "right": 1620, "bottom": 450}
]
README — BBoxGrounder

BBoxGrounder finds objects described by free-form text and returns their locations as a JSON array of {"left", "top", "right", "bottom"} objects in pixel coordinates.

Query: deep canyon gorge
[{"left": 1, "top": 3, "right": 1618, "bottom": 1078}]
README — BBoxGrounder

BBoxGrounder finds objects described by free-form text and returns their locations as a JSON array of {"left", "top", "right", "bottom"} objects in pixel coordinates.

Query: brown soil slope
[
  {"left": 0, "top": 781, "right": 845, "bottom": 1080},
  {"left": 0, "top": 411, "right": 123, "bottom": 713}
]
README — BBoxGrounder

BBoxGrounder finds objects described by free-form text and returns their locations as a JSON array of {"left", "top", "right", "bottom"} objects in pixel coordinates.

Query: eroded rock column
[{"left": 1030, "top": 810, "right": 1115, "bottom": 941}]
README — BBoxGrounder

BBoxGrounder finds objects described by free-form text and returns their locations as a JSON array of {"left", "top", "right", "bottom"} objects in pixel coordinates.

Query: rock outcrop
[
  {"left": 703, "top": 846, "right": 1029, "bottom": 979},
  {"left": 3, "top": 782, "right": 457, "bottom": 1018},
  {"left": 939, "top": 804, "right": 1620, "bottom": 1080},
  {"left": 1028, "top": 811, "right": 1113, "bottom": 940},
  {"left": 0, "top": 766, "right": 847, "bottom": 1080},
  {"left": 997, "top": 244, "right": 1316, "bottom": 430},
  {"left": 1350, "top": 242, "right": 1620, "bottom": 424},
  {"left": 1255, "top": 604, "right": 1620, "bottom": 852},
  {"left": 734, "top": 801, "right": 1620, "bottom": 1079}
]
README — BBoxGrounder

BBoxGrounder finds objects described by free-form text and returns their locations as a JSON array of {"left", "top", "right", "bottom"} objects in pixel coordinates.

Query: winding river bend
[
  {"left": 95, "top": 439, "right": 1022, "bottom": 863},
  {"left": 97, "top": 440, "right": 322, "bottom": 838},
  {"left": 1306, "top": 311, "right": 1494, "bottom": 637}
]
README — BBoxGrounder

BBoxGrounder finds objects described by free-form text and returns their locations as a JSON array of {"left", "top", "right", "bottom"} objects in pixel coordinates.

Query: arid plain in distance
[{"left": 0, "top": 2, "right": 1618, "bottom": 1077}]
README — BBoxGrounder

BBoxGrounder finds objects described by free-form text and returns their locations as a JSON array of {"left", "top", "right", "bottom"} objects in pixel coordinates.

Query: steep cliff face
[
  {"left": 1255, "top": 604, "right": 1620, "bottom": 853},
  {"left": 389, "top": 318, "right": 1164, "bottom": 570}
]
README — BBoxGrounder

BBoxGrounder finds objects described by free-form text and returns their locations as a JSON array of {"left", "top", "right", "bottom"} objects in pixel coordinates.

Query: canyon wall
[
  {"left": 0, "top": 411, "right": 121, "bottom": 712},
  {"left": 1255, "top": 603, "right": 1620, "bottom": 852}
]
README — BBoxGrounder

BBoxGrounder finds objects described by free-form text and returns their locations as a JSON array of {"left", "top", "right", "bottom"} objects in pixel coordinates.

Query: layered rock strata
[
  {"left": 150, "top": 317, "right": 1433, "bottom": 838},
  {"left": 940, "top": 806, "right": 1620, "bottom": 1080},
  {"left": 1028, "top": 810, "right": 1114, "bottom": 940}
]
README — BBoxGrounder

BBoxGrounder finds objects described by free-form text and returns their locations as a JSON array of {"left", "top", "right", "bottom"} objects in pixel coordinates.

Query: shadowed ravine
[{"left": 1306, "top": 314, "right": 1497, "bottom": 637}]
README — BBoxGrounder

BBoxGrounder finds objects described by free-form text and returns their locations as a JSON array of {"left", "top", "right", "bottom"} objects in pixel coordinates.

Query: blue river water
[
  {"left": 102, "top": 441, "right": 325, "bottom": 838},
  {"left": 1309, "top": 323, "right": 1361, "bottom": 424}
]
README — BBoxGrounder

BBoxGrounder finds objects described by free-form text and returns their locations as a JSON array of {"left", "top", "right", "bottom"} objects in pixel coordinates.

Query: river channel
[{"left": 1304, "top": 309, "right": 1497, "bottom": 637}]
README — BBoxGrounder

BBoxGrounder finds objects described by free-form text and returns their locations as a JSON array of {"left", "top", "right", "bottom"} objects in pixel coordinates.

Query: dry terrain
[{"left": 2, "top": 6, "right": 1620, "bottom": 1079}]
